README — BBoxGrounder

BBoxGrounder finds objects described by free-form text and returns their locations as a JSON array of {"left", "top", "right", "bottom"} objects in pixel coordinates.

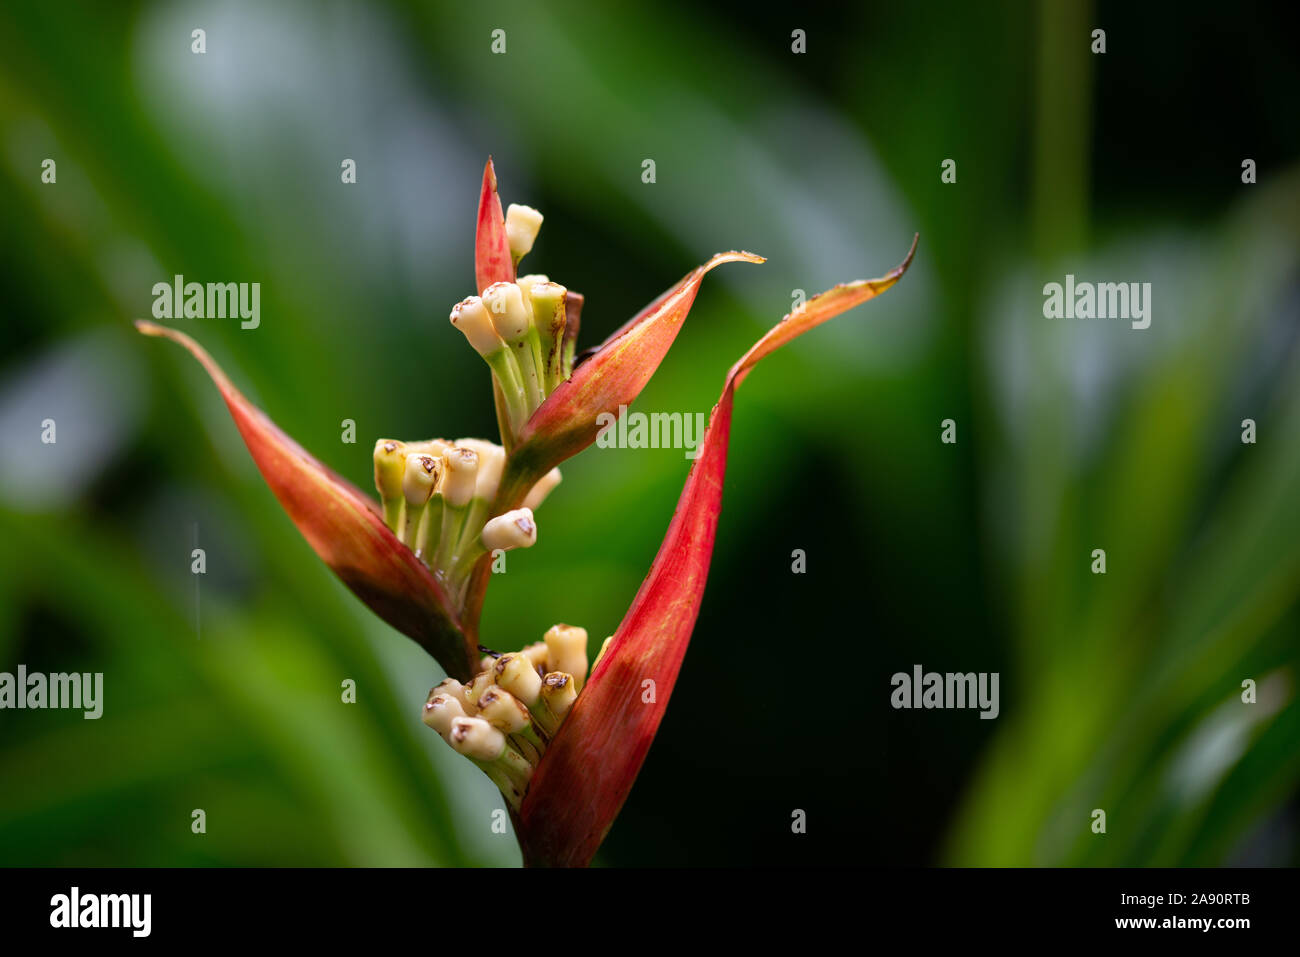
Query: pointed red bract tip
[{"left": 475, "top": 157, "right": 515, "bottom": 295}]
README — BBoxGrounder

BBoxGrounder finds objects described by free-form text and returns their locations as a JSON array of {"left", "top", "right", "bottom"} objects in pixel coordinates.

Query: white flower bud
[
  {"left": 448, "top": 716, "right": 506, "bottom": 762},
  {"left": 476, "top": 686, "right": 532, "bottom": 734},
  {"left": 450, "top": 296, "right": 504, "bottom": 356},
  {"left": 521, "top": 641, "right": 549, "bottom": 672},
  {"left": 543, "top": 624, "right": 589, "bottom": 691},
  {"left": 481, "top": 508, "right": 537, "bottom": 552},
  {"left": 440, "top": 446, "right": 479, "bottom": 507},
  {"left": 422, "top": 693, "right": 465, "bottom": 735},
  {"left": 482, "top": 282, "right": 530, "bottom": 341},
  {"left": 373, "top": 439, "right": 407, "bottom": 500},
  {"left": 540, "top": 672, "right": 578, "bottom": 722},
  {"left": 495, "top": 653, "right": 542, "bottom": 705},
  {"left": 506, "top": 204, "right": 543, "bottom": 261},
  {"left": 455, "top": 438, "right": 505, "bottom": 502},
  {"left": 523, "top": 467, "right": 563, "bottom": 511},
  {"left": 402, "top": 453, "right": 440, "bottom": 506}
]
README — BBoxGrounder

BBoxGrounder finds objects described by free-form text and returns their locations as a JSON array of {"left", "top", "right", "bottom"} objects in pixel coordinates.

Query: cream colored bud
[
  {"left": 402, "top": 453, "right": 440, "bottom": 505},
  {"left": 523, "top": 467, "right": 563, "bottom": 511},
  {"left": 482, "top": 282, "right": 530, "bottom": 341},
  {"left": 506, "top": 204, "right": 543, "bottom": 261},
  {"left": 448, "top": 716, "right": 506, "bottom": 762},
  {"left": 495, "top": 653, "right": 542, "bottom": 704},
  {"left": 450, "top": 296, "right": 504, "bottom": 356},
  {"left": 544, "top": 623, "right": 589, "bottom": 691},
  {"left": 406, "top": 438, "right": 452, "bottom": 458},
  {"left": 516, "top": 273, "right": 550, "bottom": 313},
  {"left": 482, "top": 508, "right": 537, "bottom": 552},
  {"left": 440, "top": 446, "right": 479, "bottom": 507},
  {"left": 422, "top": 693, "right": 465, "bottom": 735},
  {"left": 431, "top": 678, "right": 470, "bottom": 710},
  {"left": 476, "top": 686, "right": 532, "bottom": 734},
  {"left": 540, "top": 672, "right": 578, "bottom": 722},
  {"left": 465, "top": 671, "right": 494, "bottom": 708},
  {"left": 373, "top": 440, "right": 407, "bottom": 499},
  {"left": 455, "top": 438, "right": 505, "bottom": 501},
  {"left": 521, "top": 641, "right": 549, "bottom": 672}
]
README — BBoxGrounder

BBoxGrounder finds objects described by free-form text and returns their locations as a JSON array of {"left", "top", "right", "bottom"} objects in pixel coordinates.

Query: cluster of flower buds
[
  {"left": 450, "top": 204, "right": 581, "bottom": 441},
  {"left": 373, "top": 436, "right": 561, "bottom": 604},
  {"left": 421, "top": 624, "right": 605, "bottom": 810}
]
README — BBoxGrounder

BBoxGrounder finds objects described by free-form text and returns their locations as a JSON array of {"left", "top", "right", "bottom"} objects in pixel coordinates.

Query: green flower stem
[
  {"left": 402, "top": 500, "right": 427, "bottom": 551},
  {"left": 511, "top": 335, "right": 544, "bottom": 412},
  {"left": 450, "top": 497, "right": 490, "bottom": 570},
  {"left": 484, "top": 347, "right": 529, "bottom": 435},
  {"left": 434, "top": 500, "right": 467, "bottom": 581},
  {"left": 416, "top": 497, "right": 443, "bottom": 562},
  {"left": 383, "top": 498, "right": 404, "bottom": 535}
]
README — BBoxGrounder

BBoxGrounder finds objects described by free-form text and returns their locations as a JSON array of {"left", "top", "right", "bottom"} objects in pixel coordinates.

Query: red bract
[
  {"left": 517, "top": 235, "right": 918, "bottom": 867},
  {"left": 475, "top": 158, "right": 514, "bottom": 295},
  {"left": 134, "top": 321, "right": 480, "bottom": 678}
]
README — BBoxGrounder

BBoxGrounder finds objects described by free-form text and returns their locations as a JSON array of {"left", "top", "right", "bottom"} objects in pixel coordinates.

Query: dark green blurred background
[{"left": 1, "top": 1, "right": 1297, "bottom": 866}]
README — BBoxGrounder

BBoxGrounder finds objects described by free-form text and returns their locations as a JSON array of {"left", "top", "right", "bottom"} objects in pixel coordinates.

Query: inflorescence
[
  {"left": 399, "top": 198, "right": 609, "bottom": 811},
  {"left": 373, "top": 436, "right": 560, "bottom": 606},
  {"left": 450, "top": 204, "right": 581, "bottom": 443},
  {"left": 422, "top": 625, "right": 613, "bottom": 810}
]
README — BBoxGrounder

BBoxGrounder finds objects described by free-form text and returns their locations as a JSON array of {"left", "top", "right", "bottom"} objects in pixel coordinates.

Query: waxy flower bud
[
  {"left": 483, "top": 282, "right": 530, "bottom": 342},
  {"left": 521, "top": 641, "right": 549, "bottom": 672},
  {"left": 465, "top": 671, "right": 494, "bottom": 708},
  {"left": 516, "top": 273, "right": 549, "bottom": 314},
  {"left": 528, "top": 281, "right": 568, "bottom": 389},
  {"left": 448, "top": 716, "right": 534, "bottom": 808},
  {"left": 483, "top": 282, "right": 546, "bottom": 411},
  {"left": 431, "top": 678, "right": 471, "bottom": 710},
  {"left": 481, "top": 508, "right": 537, "bottom": 552},
  {"left": 455, "top": 438, "right": 505, "bottom": 503},
  {"left": 495, "top": 653, "right": 542, "bottom": 705},
  {"left": 544, "top": 624, "right": 589, "bottom": 692},
  {"left": 450, "top": 297, "right": 504, "bottom": 357},
  {"left": 373, "top": 439, "right": 407, "bottom": 531},
  {"left": 523, "top": 467, "right": 563, "bottom": 511},
  {"left": 401, "top": 453, "right": 443, "bottom": 553},
  {"left": 476, "top": 686, "right": 532, "bottom": 735},
  {"left": 422, "top": 692, "right": 465, "bottom": 735},
  {"left": 540, "top": 671, "right": 578, "bottom": 722},
  {"left": 505, "top": 204, "right": 543, "bottom": 263},
  {"left": 440, "top": 446, "right": 479, "bottom": 508},
  {"left": 403, "top": 454, "right": 440, "bottom": 505},
  {"left": 405, "top": 438, "right": 452, "bottom": 458},
  {"left": 449, "top": 715, "right": 506, "bottom": 762}
]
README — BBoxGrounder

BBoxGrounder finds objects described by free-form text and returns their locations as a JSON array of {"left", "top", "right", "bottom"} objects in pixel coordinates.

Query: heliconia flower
[{"left": 137, "top": 156, "right": 915, "bottom": 865}]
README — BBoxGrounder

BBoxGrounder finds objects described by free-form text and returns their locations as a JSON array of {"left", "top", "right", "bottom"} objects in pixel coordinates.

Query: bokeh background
[{"left": 1, "top": 1, "right": 1297, "bottom": 866}]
